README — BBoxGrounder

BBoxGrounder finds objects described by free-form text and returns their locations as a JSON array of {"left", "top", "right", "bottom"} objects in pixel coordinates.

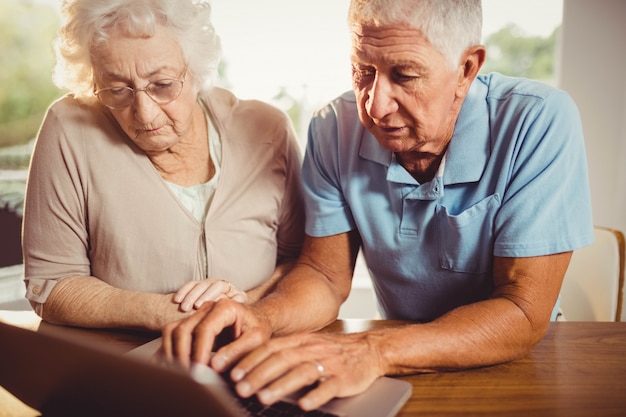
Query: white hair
[
  {"left": 53, "top": 0, "right": 222, "bottom": 96},
  {"left": 348, "top": 0, "right": 483, "bottom": 68}
]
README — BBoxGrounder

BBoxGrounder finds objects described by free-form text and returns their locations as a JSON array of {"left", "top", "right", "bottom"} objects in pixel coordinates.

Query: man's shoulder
[
  {"left": 478, "top": 73, "right": 571, "bottom": 104},
  {"left": 312, "top": 90, "right": 359, "bottom": 125},
  {"left": 335, "top": 90, "right": 357, "bottom": 104},
  {"left": 475, "top": 73, "right": 579, "bottom": 127}
]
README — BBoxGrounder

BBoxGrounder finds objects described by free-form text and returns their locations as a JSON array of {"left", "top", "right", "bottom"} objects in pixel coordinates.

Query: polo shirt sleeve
[
  {"left": 302, "top": 102, "right": 357, "bottom": 237},
  {"left": 493, "top": 88, "right": 594, "bottom": 257}
]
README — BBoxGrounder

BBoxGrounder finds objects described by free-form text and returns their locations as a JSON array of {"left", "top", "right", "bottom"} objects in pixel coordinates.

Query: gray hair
[
  {"left": 53, "top": 0, "right": 222, "bottom": 97},
  {"left": 348, "top": 0, "right": 482, "bottom": 69}
]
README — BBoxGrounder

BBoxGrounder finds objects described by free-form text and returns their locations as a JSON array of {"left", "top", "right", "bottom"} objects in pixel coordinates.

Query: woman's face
[{"left": 91, "top": 26, "right": 201, "bottom": 154}]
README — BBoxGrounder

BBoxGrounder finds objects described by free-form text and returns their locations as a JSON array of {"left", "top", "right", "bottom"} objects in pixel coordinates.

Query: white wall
[{"left": 558, "top": 0, "right": 626, "bottom": 235}]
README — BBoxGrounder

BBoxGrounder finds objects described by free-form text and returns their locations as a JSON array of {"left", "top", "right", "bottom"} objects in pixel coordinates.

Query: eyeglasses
[{"left": 95, "top": 75, "right": 186, "bottom": 110}]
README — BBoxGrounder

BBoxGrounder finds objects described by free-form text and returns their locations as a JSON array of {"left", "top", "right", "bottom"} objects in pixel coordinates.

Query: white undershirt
[{"left": 165, "top": 106, "right": 222, "bottom": 224}]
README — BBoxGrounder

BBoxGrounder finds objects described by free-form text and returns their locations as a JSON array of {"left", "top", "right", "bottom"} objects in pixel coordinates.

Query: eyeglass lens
[{"left": 96, "top": 79, "right": 184, "bottom": 109}]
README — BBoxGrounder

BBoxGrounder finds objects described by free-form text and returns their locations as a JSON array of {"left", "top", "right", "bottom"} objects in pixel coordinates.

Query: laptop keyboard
[{"left": 237, "top": 394, "right": 340, "bottom": 417}]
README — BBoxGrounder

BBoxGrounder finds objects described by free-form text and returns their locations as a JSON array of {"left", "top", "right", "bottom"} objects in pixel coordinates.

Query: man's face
[{"left": 351, "top": 24, "right": 465, "bottom": 158}]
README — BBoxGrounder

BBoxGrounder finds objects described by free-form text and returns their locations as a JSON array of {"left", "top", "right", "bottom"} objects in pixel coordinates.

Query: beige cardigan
[{"left": 23, "top": 88, "right": 305, "bottom": 313}]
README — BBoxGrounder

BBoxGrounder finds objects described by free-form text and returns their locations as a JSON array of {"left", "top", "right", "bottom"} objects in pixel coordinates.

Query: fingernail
[
  {"left": 299, "top": 398, "right": 314, "bottom": 411},
  {"left": 231, "top": 367, "right": 245, "bottom": 382},
  {"left": 212, "top": 355, "right": 226, "bottom": 371},
  {"left": 258, "top": 389, "right": 274, "bottom": 404},
  {"left": 237, "top": 381, "right": 252, "bottom": 397}
]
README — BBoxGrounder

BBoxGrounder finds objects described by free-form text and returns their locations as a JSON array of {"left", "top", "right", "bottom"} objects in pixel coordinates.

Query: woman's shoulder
[
  {"left": 47, "top": 93, "right": 101, "bottom": 114},
  {"left": 44, "top": 94, "right": 113, "bottom": 132},
  {"left": 202, "top": 87, "right": 295, "bottom": 144},
  {"left": 202, "top": 87, "right": 289, "bottom": 123},
  {"left": 39, "top": 94, "right": 127, "bottom": 153}
]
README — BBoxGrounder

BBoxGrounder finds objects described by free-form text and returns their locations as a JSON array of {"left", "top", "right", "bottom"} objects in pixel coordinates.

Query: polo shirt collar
[
  {"left": 358, "top": 78, "right": 490, "bottom": 186},
  {"left": 359, "top": 129, "right": 391, "bottom": 167},
  {"left": 444, "top": 78, "right": 490, "bottom": 185}
]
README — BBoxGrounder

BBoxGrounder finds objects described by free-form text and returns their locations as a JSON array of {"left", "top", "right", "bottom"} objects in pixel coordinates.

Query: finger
[
  {"left": 180, "top": 284, "right": 210, "bottom": 312},
  {"left": 173, "top": 281, "right": 196, "bottom": 303},
  {"left": 298, "top": 377, "right": 343, "bottom": 411},
  {"left": 186, "top": 301, "right": 243, "bottom": 366},
  {"left": 161, "top": 306, "right": 214, "bottom": 368},
  {"left": 192, "top": 281, "right": 231, "bottom": 309},
  {"left": 188, "top": 298, "right": 264, "bottom": 368},
  {"left": 210, "top": 314, "right": 273, "bottom": 374},
  {"left": 232, "top": 337, "right": 317, "bottom": 397},
  {"left": 212, "top": 329, "right": 271, "bottom": 376},
  {"left": 230, "top": 292, "right": 248, "bottom": 303},
  {"left": 188, "top": 280, "right": 229, "bottom": 309},
  {"left": 180, "top": 283, "right": 211, "bottom": 311},
  {"left": 231, "top": 336, "right": 300, "bottom": 383},
  {"left": 175, "top": 281, "right": 214, "bottom": 311},
  {"left": 256, "top": 360, "right": 327, "bottom": 406},
  {"left": 225, "top": 282, "right": 248, "bottom": 303},
  {"left": 160, "top": 323, "right": 175, "bottom": 361}
]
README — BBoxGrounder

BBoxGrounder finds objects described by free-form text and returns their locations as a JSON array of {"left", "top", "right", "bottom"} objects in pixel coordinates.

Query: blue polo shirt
[{"left": 302, "top": 73, "right": 594, "bottom": 321}]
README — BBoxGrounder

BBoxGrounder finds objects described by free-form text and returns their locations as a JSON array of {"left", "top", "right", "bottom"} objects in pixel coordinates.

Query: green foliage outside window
[
  {"left": 0, "top": 1, "right": 62, "bottom": 150},
  {"left": 481, "top": 23, "right": 559, "bottom": 84}
]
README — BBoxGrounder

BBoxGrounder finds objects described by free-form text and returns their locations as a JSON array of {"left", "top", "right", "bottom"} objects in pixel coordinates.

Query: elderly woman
[{"left": 21, "top": 0, "right": 304, "bottom": 331}]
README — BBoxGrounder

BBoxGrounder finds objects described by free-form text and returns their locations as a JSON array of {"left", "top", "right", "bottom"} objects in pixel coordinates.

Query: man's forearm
[
  {"left": 252, "top": 263, "right": 349, "bottom": 336},
  {"left": 246, "top": 260, "right": 297, "bottom": 304},
  {"left": 371, "top": 297, "right": 547, "bottom": 376}
]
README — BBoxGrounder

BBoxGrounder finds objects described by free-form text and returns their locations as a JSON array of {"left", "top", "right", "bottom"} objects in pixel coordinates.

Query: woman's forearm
[{"left": 41, "top": 275, "right": 191, "bottom": 331}]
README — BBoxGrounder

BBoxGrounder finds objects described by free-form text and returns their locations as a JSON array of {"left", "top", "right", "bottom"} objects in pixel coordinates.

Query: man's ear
[{"left": 456, "top": 45, "right": 486, "bottom": 95}]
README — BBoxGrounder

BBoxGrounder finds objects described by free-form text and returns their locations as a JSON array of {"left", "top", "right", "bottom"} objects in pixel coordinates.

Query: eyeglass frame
[{"left": 94, "top": 69, "right": 188, "bottom": 110}]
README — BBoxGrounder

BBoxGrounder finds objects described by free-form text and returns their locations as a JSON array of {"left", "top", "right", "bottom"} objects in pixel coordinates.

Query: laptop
[{"left": 0, "top": 321, "right": 411, "bottom": 417}]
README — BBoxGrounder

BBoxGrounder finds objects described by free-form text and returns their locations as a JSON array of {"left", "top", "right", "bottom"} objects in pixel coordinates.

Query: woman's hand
[{"left": 173, "top": 279, "right": 248, "bottom": 312}]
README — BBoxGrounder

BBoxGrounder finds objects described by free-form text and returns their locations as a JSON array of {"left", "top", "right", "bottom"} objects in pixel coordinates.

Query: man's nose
[{"left": 365, "top": 75, "right": 398, "bottom": 120}]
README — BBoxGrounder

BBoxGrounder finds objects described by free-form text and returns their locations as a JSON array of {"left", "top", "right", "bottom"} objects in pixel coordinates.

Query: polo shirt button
[{"left": 31, "top": 286, "right": 42, "bottom": 295}]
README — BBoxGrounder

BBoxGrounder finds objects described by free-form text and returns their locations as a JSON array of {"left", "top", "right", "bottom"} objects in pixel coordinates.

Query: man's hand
[
  {"left": 229, "top": 332, "right": 385, "bottom": 411},
  {"left": 160, "top": 298, "right": 272, "bottom": 370}
]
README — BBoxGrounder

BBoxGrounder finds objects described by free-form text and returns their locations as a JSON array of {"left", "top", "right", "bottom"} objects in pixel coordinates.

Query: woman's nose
[{"left": 132, "top": 90, "right": 161, "bottom": 123}]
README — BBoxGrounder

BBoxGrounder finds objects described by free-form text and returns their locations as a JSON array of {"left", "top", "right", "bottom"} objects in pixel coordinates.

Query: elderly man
[{"left": 162, "top": 0, "right": 593, "bottom": 411}]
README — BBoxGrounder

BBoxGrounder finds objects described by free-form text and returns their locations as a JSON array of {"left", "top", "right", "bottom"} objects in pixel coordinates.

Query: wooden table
[
  {"left": 1, "top": 311, "right": 626, "bottom": 417},
  {"left": 329, "top": 320, "right": 626, "bottom": 417}
]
